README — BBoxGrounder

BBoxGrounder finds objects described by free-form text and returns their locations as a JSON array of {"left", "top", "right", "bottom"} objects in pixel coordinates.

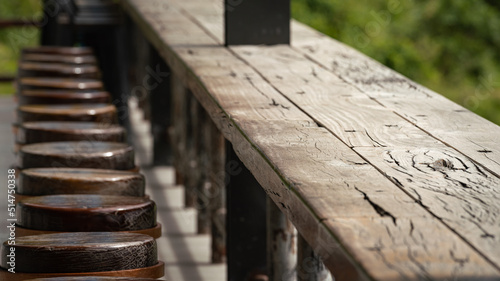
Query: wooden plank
[
  {"left": 290, "top": 21, "right": 500, "bottom": 178},
  {"left": 170, "top": 74, "right": 188, "bottom": 186},
  {"left": 229, "top": 44, "right": 500, "bottom": 270},
  {"left": 121, "top": 0, "right": 500, "bottom": 279},
  {"left": 207, "top": 117, "right": 227, "bottom": 263},
  {"left": 170, "top": 1, "right": 500, "bottom": 268}
]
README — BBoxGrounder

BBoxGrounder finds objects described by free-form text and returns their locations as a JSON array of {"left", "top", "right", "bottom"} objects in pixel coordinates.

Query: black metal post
[
  {"left": 226, "top": 141, "right": 268, "bottom": 281},
  {"left": 224, "top": 0, "right": 290, "bottom": 45},
  {"left": 149, "top": 45, "right": 173, "bottom": 166}
]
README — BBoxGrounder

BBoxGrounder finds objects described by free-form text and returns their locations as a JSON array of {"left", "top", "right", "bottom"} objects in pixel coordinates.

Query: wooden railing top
[{"left": 121, "top": 0, "right": 500, "bottom": 280}]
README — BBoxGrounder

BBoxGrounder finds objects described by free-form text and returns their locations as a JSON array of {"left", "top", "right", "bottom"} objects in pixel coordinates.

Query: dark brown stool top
[
  {"left": 19, "top": 77, "right": 103, "bottom": 90},
  {"left": 19, "top": 89, "right": 111, "bottom": 105},
  {"left": 22, "top": 46, "right": 94, "bottom": 56},
  {"left": 18, "top": 62, "right": 101, "bottom": 79},
  {"left": 17, "top": 121, "right": 126, "bottom": 144},
  {"left": 18, "top": 141, "right": 135, "bottom": 170},
  {"left": 17, "top": 195, "right": 156, "bottom": 231},
  {"left": 17, "top": 104, "right": 118, "bottom": 123},
  {"left": 19, "top": 168, "right": 145, "bottom": 196},
  {"left": 24, "top": 277, "right": 163, "bottom": 281},
  {"left": 22, "top": 53, "right": 98, "bottom": 65},
  {"left": 0, "top": 232, "right": 157, "bottom": 273}
]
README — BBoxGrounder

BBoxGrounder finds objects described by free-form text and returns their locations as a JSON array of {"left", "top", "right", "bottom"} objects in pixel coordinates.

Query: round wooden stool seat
[
  {"left": 22, "top": 53, "right": 98, "bottom": 65},
  {"left": 19, "top": 89, "right": 111, "bottom": 105},
  {"left": 17, "top": 104, "right": 118, "bottom": 123},
  {"left": 18, "top": 62, "right": 101, "bottom": 79},
  {"left": 0, "top": 263, "right": 164, "bottom": 281},
  {"left": 24, "top": 277, "right": 163, "bottom": 281},
  {"left": 17, "top": 195, "right": 157, "bottom": 232},
  {"left": 22, "top": 46, "right": 94, "bottom": 56},
  {"left": 17, "top": 122, "right": 126, "bottom": 144},
  {"left": 19, "top": 168, "right": 145, "bottom": 197},
  {"left": 19, "top": 77, "right": 103, "bottom": 91},
  {"left": 0, "top": 232, "right": 158, "bottom": 274},
  {"left": 18, "top": 141, "right": 135, "bottom": 170}
]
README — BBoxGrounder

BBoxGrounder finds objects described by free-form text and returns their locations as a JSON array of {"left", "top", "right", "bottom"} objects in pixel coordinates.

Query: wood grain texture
[
  {"left": 19, "top": 167, "right": 145, "bottom": 196},
  {"left": 229, "top": 44, "right": 500, "bottom": 269},
  {"left": 19, "top": 77, "right": 103, "bottom": 91},
  {"left": 16, "top": 195, "right": 156, "bottom": 231},
  {"left": 121, "top": 0, "right": 500, "bottom": 279},
  {"left": 17, "top": 104, "right": 118, "bottom": 123},
  {"left": 0, "top": 232, "right": 157, "bottom": 273},
  {"left": 17, "top": 121, "right": 126, "bottom": 144},
  {"left": 18, "top": 89, "right": 111, "bottom": 105},
  {"left": 18, "top": 141, "right": 135, "bottom": 170},
  {"left": 290, "top": 20, "right": 500, "bottom": 178}
]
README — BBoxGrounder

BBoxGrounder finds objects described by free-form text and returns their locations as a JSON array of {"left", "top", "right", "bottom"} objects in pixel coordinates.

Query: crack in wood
[
  {"left": 355, "top": 186, "right": 397, "bottom": 226},
  {"left": 364, "top": 129, "right": 386, "bottom": 147}
]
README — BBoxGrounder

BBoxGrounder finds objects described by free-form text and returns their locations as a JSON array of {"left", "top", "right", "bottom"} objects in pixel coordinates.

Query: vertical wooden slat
[
  {"left": 183, "top": 90, "right": 197, "bottom": 207},
  {"left": 297, "top": 234, "right": 334, "bottom": 281},
  {"left": 209, "top": 120, "right": 227, "bottom": 263},
  {"left": 267, "top": 198, "right": 297, "bottom": 281},
  {"left": 171, "top": 74, "right": 188, "bottom": 186},
  {"left": 196, "top": 106, "right": 212, "bottom": 234}
]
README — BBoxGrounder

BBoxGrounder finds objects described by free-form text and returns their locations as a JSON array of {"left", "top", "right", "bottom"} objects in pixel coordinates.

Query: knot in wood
[{"left": 432, "top": 158, "right": 453, "bottom": 170}]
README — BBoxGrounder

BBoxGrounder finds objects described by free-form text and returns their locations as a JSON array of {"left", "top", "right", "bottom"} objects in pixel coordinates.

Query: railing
[{"left": 120, "top": 0, "right": 500, "bottom": 280}]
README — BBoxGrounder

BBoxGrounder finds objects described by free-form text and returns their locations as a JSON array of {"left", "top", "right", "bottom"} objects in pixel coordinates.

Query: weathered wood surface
[
  {"left": 122, "top": 0, "right": 500, "bottom": 280},
  {"left": 17, "top": 195, "right": 156, "bottom": 231},
  {"left": 290, "top": 21, "right": 500, "bottom": 178},
  {"left": 0, "top": 232, "right": 157, "bottom": 273},
  {"left": 19, "top": 167, "right": 145, "bottom": 196}
]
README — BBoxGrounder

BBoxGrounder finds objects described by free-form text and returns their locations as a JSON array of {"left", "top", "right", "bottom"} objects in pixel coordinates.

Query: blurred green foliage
[
  {"left": 0, "top": 0, "right": 41, "bottom": 94},
  {"left": 292, "top": 0, "right": 500, "bottom": 124}
]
